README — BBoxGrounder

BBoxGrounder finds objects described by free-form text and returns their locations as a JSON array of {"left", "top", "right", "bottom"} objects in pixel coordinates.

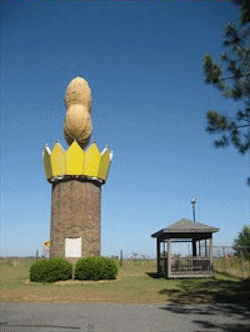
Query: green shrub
[
  {"left": 30, "top": 258, "right": 72, "bottom": 282},
  {"left": 75, "top": 256, "right": 118, "bottom": 280},
  {"left": 233, "top": 225, "right": 250, "bottom": 259}
]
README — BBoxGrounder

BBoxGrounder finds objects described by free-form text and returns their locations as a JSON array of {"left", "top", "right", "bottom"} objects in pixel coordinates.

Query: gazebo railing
[{"left": 160, "top": 256, "right": 212, "bottom": 277}]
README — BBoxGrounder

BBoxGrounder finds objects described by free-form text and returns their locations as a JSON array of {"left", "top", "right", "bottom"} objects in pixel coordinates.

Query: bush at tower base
[
  {"left": 75, "top": 256, "right": 118, "bottom": 281},
  {"left": 30, "top": 258, "right": 72, "bottom": 282}
]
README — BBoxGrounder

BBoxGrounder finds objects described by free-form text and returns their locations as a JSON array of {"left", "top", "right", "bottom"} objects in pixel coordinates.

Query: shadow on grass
[
  {"left": 159, "top": 277, "right": 250, "bottom": 305},
  {"left": 159, "top": 277, "right": 250, "bottom": 331},
  {"left": 146, "top": 272, "right": 161, "bottom": 279},
  {"left": 193, "top": 319, "right": 250, "bottom": 332}
]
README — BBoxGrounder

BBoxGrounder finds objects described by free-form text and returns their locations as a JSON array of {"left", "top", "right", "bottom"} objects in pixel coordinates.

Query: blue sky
[{"left": 0, "top": 0, "right": 249, "bottom": 257}]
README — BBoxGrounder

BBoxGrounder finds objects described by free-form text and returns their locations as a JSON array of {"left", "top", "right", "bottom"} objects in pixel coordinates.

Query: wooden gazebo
[{"left": 151, "top": 218, "right": 219, "bottom": 278}]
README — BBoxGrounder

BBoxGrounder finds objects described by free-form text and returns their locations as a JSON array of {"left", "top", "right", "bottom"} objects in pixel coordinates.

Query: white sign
[{"left": 65, "top": 237, "right": 82, "bottom": 258}]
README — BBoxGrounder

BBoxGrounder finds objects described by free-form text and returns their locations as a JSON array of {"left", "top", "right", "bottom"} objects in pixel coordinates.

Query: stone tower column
[
  {"left": 50, "top": 180, "right": 101, "bottom": 258},
  {"left": 42, "top": 76, "right": 112, "bottom": 259}
]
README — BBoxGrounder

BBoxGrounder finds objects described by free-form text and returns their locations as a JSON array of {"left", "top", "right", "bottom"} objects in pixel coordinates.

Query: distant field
[
  {"left": 0, "top": 257, "right": 249, "bottom": 305},
  {"left": 214, "top": 256, "right": 250, "bottom": 279}
]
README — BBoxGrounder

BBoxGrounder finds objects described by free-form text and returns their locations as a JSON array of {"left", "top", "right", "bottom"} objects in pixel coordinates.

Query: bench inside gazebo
[{"left": 151, "top": 218, "right": 219, "bottom": 279}]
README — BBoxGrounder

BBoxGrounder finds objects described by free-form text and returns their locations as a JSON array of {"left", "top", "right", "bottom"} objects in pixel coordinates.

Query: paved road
[{"left": 0, "top": 302, "right": 249, "bottom": 332}]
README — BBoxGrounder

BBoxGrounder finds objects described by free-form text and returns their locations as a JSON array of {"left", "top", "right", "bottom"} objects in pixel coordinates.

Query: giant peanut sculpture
[
  {"left": 64, "top": 76, "right": 92, "bottom": 148},
  {"left": 43, "top": 76, "right": 112, "bottom": 259}
]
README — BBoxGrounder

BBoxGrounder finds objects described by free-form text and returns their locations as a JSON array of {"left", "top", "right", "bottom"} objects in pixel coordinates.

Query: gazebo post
[
  {"left": 192, "top": 239, "right": 197, "bottom": 257},
  {"left": 156, "top": 238, "right": 161, "bottom": 274},
  {"left": 209, "top": 236, "right": 213, "bottom": 271},
  {"left": 167, "top": 240, "right": 171, "bottom": 278}
]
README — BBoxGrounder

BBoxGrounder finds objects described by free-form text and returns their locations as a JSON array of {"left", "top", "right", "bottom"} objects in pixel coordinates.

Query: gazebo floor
[
  {"left": 161, "top": 271, "right": 214, "bottom": 279},
  {"left": 170, "top": 273, "right": 213, "bottom": 279}
]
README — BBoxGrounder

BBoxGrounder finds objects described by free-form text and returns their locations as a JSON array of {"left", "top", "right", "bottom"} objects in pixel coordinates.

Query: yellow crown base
[{"left": 43, "top": 141, "right": 112, "bottom": 183}]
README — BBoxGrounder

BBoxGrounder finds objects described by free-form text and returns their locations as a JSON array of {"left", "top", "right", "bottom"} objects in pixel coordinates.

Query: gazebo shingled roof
[{"left": 151, "top": 218, "right": 219, "bottom": 238}]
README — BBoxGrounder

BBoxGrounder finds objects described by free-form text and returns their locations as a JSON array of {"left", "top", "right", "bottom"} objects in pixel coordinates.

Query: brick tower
[{"left": 42, "top": 77, "right": 112, "bottom": 259}]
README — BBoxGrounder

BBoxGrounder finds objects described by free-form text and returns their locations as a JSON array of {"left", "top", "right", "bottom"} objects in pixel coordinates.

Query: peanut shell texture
[{"left": 64, "top": 76, "right": 92, "bottom": 149}]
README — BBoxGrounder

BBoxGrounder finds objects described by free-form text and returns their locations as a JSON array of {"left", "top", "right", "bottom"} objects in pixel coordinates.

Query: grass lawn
[{"left": 0, "top": 258, "right": 249, "bottom": 305}]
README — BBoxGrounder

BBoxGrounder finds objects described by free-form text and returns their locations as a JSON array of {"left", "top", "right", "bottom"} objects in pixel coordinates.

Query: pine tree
[{"left": 203, "top": 1, "right": 250, "bottom": 183}]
